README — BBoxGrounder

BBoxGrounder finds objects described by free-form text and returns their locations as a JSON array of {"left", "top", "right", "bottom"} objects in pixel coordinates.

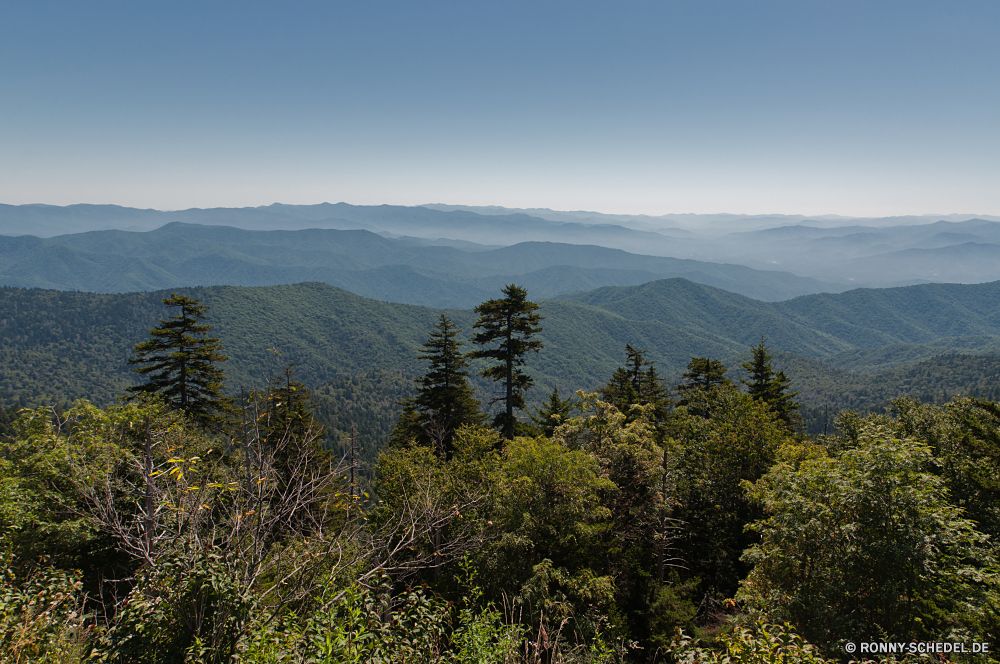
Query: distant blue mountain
[{"left": 0, "top": 222, "right": 845, "bottom": 304}]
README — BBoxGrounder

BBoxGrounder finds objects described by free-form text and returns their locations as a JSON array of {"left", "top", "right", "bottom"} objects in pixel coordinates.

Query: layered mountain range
[
  {"left": 4, "top": 203, "right": 1000, "bottom": 301},
  {"left": 0, "top": 222, "right": 841, "bottom": 304}
]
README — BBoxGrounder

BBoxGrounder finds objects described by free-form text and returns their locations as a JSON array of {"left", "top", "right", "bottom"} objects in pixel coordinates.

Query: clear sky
[{"left": 1, "top": 1, "right": 997, "bottom": 216}]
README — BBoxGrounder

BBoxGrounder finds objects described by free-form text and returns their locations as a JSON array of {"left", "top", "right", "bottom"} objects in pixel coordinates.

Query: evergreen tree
[
  {"left": 470, "top": 285, "right": 543, "bottom": 440},
  {"left": 260, "top": 363, "right": 326, "bottom": 447},
  {"left": 254, "top": 364, "right": 330, "bottom": 524},
  {"left": 600, "top": 345, "right": 671, "bottom": 424},
  {"left": 127, "top": 294, "right": 232, "bottom": 426},
  {"left": 600, "top": 369, "right": 639, "bottom": 415},
  {"left": 530, "top": 385, "right": 574, "bottom": 437},
  {"left": 740, "top": 336, "right": 801, "bottom": 431},
  {"left": 676, "top": 357, "right": 731, "bottom": 417},
  {"left": 390, "top": 315, "right": 483, "bottom": 458},
  {"left": 678, "top": 357, "right": 730, "bottom": 391}
]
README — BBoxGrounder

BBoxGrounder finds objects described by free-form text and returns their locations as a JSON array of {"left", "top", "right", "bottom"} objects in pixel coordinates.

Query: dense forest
[
  {"left": 4, "top": 281, "right": 1000, "bottom": 435},
  {"left": 2, "top": 284, "right": 999, "bottom": 663}
]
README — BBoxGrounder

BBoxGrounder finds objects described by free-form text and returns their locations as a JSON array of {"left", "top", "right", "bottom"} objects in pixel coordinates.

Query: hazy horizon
[
  {"left": 2, "top": 1, "right": 998, "bottom": 217},
  {"left": 5, "top": 201, "right": 999, "bottom": 224}
]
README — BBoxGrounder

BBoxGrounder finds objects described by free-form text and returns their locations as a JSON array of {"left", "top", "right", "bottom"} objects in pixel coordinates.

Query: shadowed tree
[
  {"left": 530, "top": 385, "right": 574, "bottom": 437},
  {"left": 127, "top": 294, "right": 233, "bottom": 426},
  {"left": 600, "top": 344, "right": 672, "bottom": 426},
  {"left": 741, "top": 336, "right": 801, "bottom": 431},
  {"left": 390, "top": 315, "right": 483, "bottom": 458},
  {"left": 258, "top": 363, "right": 328, "bottom": 484},
  {"left": 676, "top": 357, "right": 731, "bottom": 418},
  {"left": 470, "top": 285, "right": 543, "bottom": 440}
]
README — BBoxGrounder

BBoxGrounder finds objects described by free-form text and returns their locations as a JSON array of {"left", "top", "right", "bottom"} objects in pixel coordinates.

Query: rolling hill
[
  {"left": 0, "top": 222, "right": 844, "bottom": 303},
  {"left": 4, "top": 278, "right": 1000, "bottom": 445},
  {"left": 7, "top": 203, "right": 1000, "bottom": 290}
]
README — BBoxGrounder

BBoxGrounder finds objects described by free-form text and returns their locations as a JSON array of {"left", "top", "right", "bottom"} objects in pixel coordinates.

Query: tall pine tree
[
  {"left": 600, "top": 345, "right": 672, "bottom": 424},
  {"left": 390, "top": 315, "right": 483, "bottom": 458},
  {"left": 470, "top": 285, "right": 543, "bottom": 440},
  {"left": 740, "top": 336, "right": 801, "bottom": 431},
  {"left": 676, "top": 357, "right": 731, "bottom": 417},
  {"left": 128, "top": 294, "right": 233, "bottom": 426}
]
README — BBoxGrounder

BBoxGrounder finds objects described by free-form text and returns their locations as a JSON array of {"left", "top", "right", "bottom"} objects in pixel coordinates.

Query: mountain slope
[
  {"left": 4, "top": 278, "right": 1000, "bottom": 411},
  {"left": 0, "top": 223, "right": 845, "bottom": 303},
  {"left": 560, "top": 279, "right": 1000, "bottom": 355},
  {"left": 0, "top": 282, "right": 743, "bottom": 409}
]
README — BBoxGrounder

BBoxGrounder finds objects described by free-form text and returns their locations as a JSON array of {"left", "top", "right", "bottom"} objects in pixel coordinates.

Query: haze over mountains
[
  {"left": 5, "top": 200, "right": 1000, "bottom": 437},
  {"left": 3, "top": 202, "right": 1000, "bottom": 296},
  {"left": 0, "top": 222, "right": 842, "bottom": 305}
]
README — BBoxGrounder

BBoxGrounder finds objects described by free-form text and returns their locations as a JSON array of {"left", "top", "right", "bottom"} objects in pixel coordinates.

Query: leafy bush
[
  {"left": 663, "top": 621, "right": 929, "bottom": 664},
  {"left": 0, "top": 552, "right": 90, "bottom": 664}
]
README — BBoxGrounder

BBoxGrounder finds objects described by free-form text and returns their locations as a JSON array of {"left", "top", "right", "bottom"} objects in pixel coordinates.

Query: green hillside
[
  {"left": 726, "top": 351, "right": 1000, "bottom": 433},
  {"left": 561, "top": 278, "right": 1000, "bottom": 353},
  {"left": 4, "top": 278, "right": 1000, "bottom": 446},
  {"left": 0, "top": 282, "right": 739, "bottom": 410}
]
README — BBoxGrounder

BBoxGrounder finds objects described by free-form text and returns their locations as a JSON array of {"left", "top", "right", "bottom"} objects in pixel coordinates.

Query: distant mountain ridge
[
  {"left": 5, "top": 202, "right": 1000, "bottom": 289},
  {"left": 0, "top": 222, "right": 845, "bottom": 304}
]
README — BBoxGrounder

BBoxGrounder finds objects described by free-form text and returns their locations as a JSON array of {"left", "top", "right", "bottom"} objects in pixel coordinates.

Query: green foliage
[
  {"left": 678, "top": 357, "right": 730, "bottom": 391},
  {"left": 529, "top": 385, "right": 575, "bottom": 437},
  {"left": 740, "top": 421, "right": 1000, "bottom": 653},
  {"left": 258, "top": 363, "right": 326, "bottom": 445},
  {"left": 889, "top": 396, "right": 1000, "bottom": 540},
  {"left": 94, "top": 547, "right": 254, "bottom": 664},
  {"left": 486, "top": 434, "right": 615, "bottom": 605},
  {"left": 452, "top": 559, "right": 526, "bottom": 664},
  {"left": 128, "top": 294, "right": 233, "bottom": 426},
  {"left": 671, "top": 383, "right": 791, "bottom": 599},
  {"left": 370, "top": 425, "right": 502, "bottom": 586},
  {"left": 471, "top": 284, "right": 544, "bottom": 439},
  {"left": 774, "top": 352, "right": 1000, "bottom": 434},
  {"left": 0, "top": 403, "right": 130, "bottom": 581},
  {"left": 599, "top": 345, "right": 672, "bottom": 430},
  {"left": 0, "top": 404, "right": 19, "bottom": 441},
  {"left": 6, "top": 284, "right": 1000, "bottom": 449},
  {"left": 305, "top": 584, "right": 452, "bottom": 663},
  {"left": 676, "top": 357, "right": 731, "bottom": 417},
  {"left": 666, "top": 622, "right": 837, "bottom": 664},
  {"left": 390, "top": 315, "right": 484, "bottom": 459},
  {"left": 741, "top": 336, "right": 802, "bottom": 431},
  {"left": 0, "top": 551, "right": 91, "bottom": 664},
  {"left": 253, "top": 362, "right": 330, "bottom": 502},
  {"left": 9, "top": 279, "right": 1000, "bottom": 661},
  {"left": 240, "top": 575, "right": 524, "bottom": 664},
  {"left": 311, "top": 369, "right": 416, "bottom": 483}
]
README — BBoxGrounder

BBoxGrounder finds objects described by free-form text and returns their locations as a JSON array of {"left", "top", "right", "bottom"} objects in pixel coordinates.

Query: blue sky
[{"left": 1, "top": 1, "right": 997, "bottom": 216}]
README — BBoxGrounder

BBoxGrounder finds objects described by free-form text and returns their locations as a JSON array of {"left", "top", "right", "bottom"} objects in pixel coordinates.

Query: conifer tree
[
  {"left": 600, "top": 344, "right": 671, "bottom": 423},
  {"left": 530, "top": 385, "right": 574, "bottom": 437},
  {"left": 390, "top": 315, "right": 482, "bottom": 458},
  {"left": 741, "top": 336, "right": 801, "bottom": 431},
  {"left": 678, "top": 357, "right": 730, "bottom": 391},
  {"left": 256, "top": 364, "right": 329, "bottom": 516},
  {"left": 600, "top": 368, "right": 639, "bottom": 414},
  {"left": 128, "top": 294, "right": 232, "bottom": 426},
  {"left": 470, "top": 285, "right": 543, "bottom": 440},
  {"left": 676, "top": 357, "right": 731, "bottom": 417},
  {"left": 260, "top": 363, "right": 326, "bottom": 446}
]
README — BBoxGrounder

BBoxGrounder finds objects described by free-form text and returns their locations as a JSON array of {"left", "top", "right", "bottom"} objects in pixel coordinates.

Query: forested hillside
[
  {"left": 562, "top": 278, "right": 1000, "bottom": 351},
  {"left": 4, "top": 279, "right": 1000, "bottom": 443}
]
